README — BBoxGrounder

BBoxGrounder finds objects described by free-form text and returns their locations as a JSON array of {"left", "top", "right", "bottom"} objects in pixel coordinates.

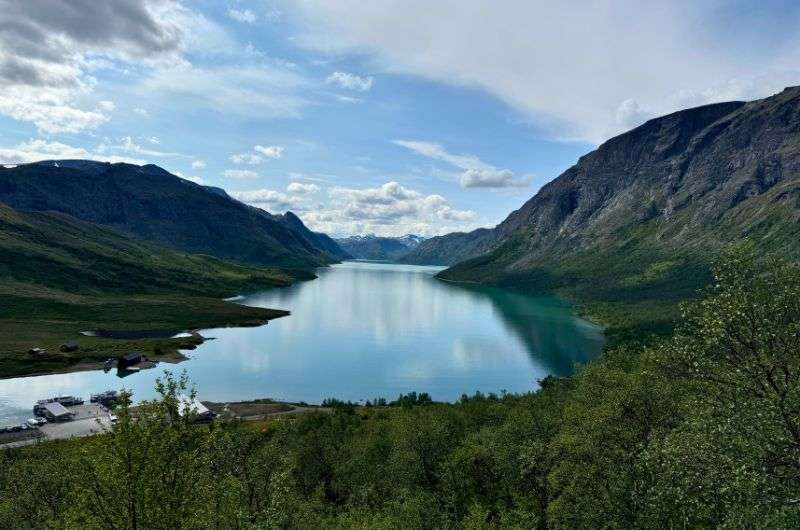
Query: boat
[
  {"left": 57, "top": 395, "right": 84, "bottom": 406},
  {"left": 32, "top": 395, "right": 84, "bottom": 415},
  {"left": 90, "top": 390, "right": 119, "bottom": 406}
]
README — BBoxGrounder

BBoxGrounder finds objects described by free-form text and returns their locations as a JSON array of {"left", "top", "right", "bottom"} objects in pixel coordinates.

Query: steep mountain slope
[
  {"left": 399, "top": 228, "right": 495, "bottom": 265},
  {"left": 406, "top": 87, "right": 800, "bottom": 331},
  {"left": 0, "top": 202, "right": 293, "bottom": 296},
  {"left": 335, "top": 234, "right": 425, "bottom": 260},
  {"left": 0, "top": 161, "right": 342, "bottom": 269},
  {"left": 277, "top": 212, "right": 351, "bottom": 260}
]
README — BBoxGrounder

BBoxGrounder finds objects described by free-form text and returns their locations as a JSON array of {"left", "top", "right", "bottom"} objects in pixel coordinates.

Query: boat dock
[{"left": 1, "top": 395, "right": 117, "bottom": 449}]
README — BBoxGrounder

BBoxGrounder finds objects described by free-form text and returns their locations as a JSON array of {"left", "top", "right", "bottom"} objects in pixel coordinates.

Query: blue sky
[{"left": 1, "top": 1, "right": 799, "bottom": 236}]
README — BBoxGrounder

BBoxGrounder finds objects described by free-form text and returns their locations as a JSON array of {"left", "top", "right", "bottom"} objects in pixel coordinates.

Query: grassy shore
[{"left": 0, "top": 203, "right": 308, "bottom": 378}]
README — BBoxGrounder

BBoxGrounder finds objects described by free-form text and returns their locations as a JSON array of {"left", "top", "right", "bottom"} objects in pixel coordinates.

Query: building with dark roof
[{"left": 118, "top": 351, "right": 141, "bottom": 369}]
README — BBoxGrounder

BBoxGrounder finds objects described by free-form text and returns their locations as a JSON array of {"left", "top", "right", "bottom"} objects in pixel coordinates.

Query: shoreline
[{"left": 0, "top": 308, "right": 290, "bottom": 380}]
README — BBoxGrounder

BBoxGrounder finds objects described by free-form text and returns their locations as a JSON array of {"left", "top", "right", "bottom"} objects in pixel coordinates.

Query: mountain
[
  {"left": 405, "top": 87, "right": 800, "bottom": 330},
  {"left": 396, "top": 234, "right": 426, "bottom": 247},
  {"left": 335, "top": 234, "right": 426, "bottom": 261},
  {"left": 276, "top": 211, "right": 351, "bottom": 260},
  {"left": 0, "top": 160, "right": 345, "bottom": 269},
  {"left": 399, "top": 228, "right": 495, "bottom": 265},
  {"left": 0, "top": 202, "right": 293, "bottom": 296}
]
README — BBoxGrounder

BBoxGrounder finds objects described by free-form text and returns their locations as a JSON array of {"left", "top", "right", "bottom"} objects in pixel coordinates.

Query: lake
[{"left": 0, "top": 261, "right": 604, "bottom": 424}]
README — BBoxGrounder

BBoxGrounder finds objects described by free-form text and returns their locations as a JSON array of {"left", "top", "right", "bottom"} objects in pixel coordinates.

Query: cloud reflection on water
[{"left": 0, "top": 262, "right": 603, "bottom": 424}]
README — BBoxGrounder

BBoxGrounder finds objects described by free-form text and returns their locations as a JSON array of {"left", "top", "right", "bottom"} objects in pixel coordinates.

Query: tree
[{"left": 644, "top": 245, "right": 800, "bottom": 526}]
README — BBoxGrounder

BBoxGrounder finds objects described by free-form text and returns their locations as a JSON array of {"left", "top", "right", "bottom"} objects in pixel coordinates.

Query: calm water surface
[{"left": 0, "top": 262, "right": 604, "bottom": 424}]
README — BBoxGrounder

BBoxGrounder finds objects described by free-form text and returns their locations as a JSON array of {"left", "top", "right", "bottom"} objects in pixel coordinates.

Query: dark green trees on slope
[{"left": 2, "top": 246, "right": 799, "bottom": 528}]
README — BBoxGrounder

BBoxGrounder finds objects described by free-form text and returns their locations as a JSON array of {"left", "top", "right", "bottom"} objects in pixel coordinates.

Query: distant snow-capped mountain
[{"left": 334, "top": 234, "right": 427, "bottom": 261}]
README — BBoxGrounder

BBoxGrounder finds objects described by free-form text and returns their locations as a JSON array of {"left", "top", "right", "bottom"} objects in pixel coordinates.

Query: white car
[
  {"left": 26, "top": 417, "right": 46, "bottom": 427},
  {"left": 108, "top": 414, "right": 118, "bottom": 423}
]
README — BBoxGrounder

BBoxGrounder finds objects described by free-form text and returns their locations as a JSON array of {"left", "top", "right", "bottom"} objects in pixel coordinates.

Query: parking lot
[
  {"left": 39, "top": 403, "right": 113, "bottom": 441},
  {"left": 0, "top": 403, "right": 115, "bottom": 449}
]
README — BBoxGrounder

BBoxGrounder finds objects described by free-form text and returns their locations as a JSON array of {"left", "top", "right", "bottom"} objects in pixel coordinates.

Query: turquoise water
[{"left": 0, "top": 261, "right": 604, "bottom": 424}]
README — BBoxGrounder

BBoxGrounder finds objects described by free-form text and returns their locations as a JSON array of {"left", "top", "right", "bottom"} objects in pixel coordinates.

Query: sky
[{"left": 0, "top": 1, "right": 798, "bottom": 237}]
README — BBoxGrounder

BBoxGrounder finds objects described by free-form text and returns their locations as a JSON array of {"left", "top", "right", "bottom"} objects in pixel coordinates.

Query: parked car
[
  {"left": 108, "top": 413, "right": 118, "bottom": 423},
  {"left": 27, "top": 417, "right": 46, "bottom": 427}
]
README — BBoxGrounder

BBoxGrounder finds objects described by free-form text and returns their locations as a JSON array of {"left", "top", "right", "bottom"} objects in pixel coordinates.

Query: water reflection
[
  {"left": 444, "top": 283, "right": 604, "bottom": 375},
  {"left": 0, "top": 262, "right": 604, "bottom": 424}
]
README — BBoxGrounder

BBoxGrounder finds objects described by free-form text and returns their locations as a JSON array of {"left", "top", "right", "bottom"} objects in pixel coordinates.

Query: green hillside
[
  {"left": 0, "top": 202, "right": 298, "bottom": 377},
  {"left": 0, "top": 160, "right": 344, "bottom": 269}
]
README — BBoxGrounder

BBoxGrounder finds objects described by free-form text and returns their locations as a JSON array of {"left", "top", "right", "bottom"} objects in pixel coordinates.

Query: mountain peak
[
  {"left": 0, "top": 160, "right": 344, "bottom": 268},
  {"left": 405, "top": 86, "right": 800, "bottom": 281},
  {"left": 335, "top": 233, "right": 426, "bottom": 260}
]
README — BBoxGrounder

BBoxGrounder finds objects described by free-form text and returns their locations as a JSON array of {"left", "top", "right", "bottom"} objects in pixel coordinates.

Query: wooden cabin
[{"left": 118, "top": 351, "right": 142, "bottom": 369}]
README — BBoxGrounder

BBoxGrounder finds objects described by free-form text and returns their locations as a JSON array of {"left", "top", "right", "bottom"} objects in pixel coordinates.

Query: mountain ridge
[
  {"left": 0, "top": 160, "right": 347, "bottom": 269},
  {"left": 335, "top": 233, "right": 425, "bottom": 261},
  {"left": 402, "top": 86, "right": 800, "bottom": 331}
]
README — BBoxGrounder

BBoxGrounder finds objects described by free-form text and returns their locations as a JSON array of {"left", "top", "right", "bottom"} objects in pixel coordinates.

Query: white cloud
[
  {"left": 0, "top": 87, "right": 113, "bottom": 134},
  {"left": 148, "top": 136, "right": 160, "bottom": 145},
  {"left": 228, "top": 8, "right": 256, "bottom": 24},
  {"left": 0, "top": 138, "right": 145, "bottom": 165},
  {"left": 287, "top": 182, "right": 320, "bottom": 194},
  {"left": 223, "top": 169, "right": 259, "bottom": 179},
  {"left": 133, "top": 107, "right": 149, "bottom": 117},
  {"left": 191, "top": 160, "right": 206, "bottom": 169},
  {"left": 325, "top": 71, "right": 374, "bottom": 91},
  {"left": 394, "top": 139, "right": 527, "bottom": 188},
  {"left": 0, "top": 0, "right": 184, "bottom": 133},
  {"left": 459, "top": 168, "right": 527, "bottom": 188},
  {"left": 230, "top": 153, "right": 263, "bottom": 165},
  {"left": 141, "top": 64, "right": 309, "bottom": 119},
  {"left": 335, "top": 94, "right": 361, "bottom": 104},
  {"left": 96, "top": 136, "right": 184, "bottom": 158},
  {"left": 300, "top": 181, "right": 478, "bottom": 237},
  {"left": 291, "top": 1, "right": 800, "bottom": 143},
  {"left": 254, "top": 145, "right": 284, "bottom": 158},
  {"left": 231, "top": 189, "right": 307, "bottom": 212},
  {"left": 394, "top": 140, "right": 484, "bottom": 170},
  {"left": 229, "top": 145, "right": 283, "bottom": 165}
]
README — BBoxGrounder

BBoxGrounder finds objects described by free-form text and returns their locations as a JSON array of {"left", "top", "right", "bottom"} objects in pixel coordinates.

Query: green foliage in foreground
[{"left": 2, "top": 245, "right": 800, "bottom": 529}]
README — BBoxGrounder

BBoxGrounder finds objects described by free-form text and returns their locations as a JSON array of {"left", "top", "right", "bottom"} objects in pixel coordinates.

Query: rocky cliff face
[
  {"left": 0, "top": 160, "right": 344, "bottom": 269},
  {"left": 404, "top": 88, "right": 800, "bottom": 288}
]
